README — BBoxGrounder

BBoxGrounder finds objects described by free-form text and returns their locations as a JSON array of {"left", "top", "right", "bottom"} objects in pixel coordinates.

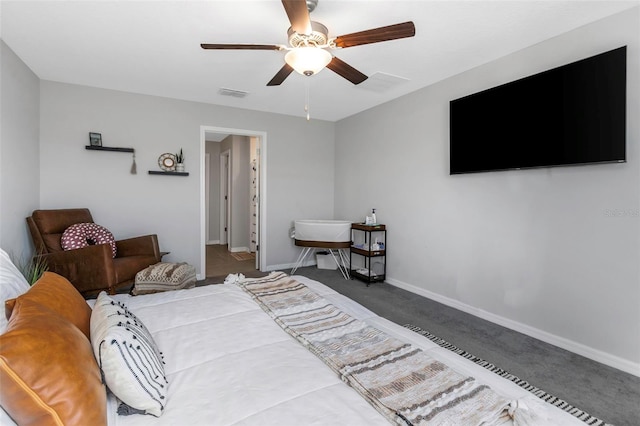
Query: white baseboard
[
  {"left": 207, "top": 239, "right": 220, "bottom": 245},
  {"left": 267, "top": 260, "right": 316, "bottom": 272},
  {"left": 229, "top": 246, "right": 249, "bottom": 253},
  {"left": 385, "top": 276, "right": 640, "bottom": 377}
]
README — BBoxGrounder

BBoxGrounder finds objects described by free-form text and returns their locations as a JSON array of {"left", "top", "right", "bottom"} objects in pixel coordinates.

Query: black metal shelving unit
[{"left": 350, "top": 223, "right": 386, "bottom": 286}]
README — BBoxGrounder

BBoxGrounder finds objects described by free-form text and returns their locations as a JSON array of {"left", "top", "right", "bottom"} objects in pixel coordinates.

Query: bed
[{"left": 0, "top": 250, "right": 587, "bottom": 425}]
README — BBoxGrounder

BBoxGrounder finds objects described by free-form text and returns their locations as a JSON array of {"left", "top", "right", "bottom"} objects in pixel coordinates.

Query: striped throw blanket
[{"left": 237, "top": 272, "right": 513, "bottom": 426}]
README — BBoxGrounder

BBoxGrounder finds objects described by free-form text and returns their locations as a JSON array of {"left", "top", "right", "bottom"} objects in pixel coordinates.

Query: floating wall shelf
[
  {"left": 148, "top": 171, "right": 189, "bottom": 177},
  {"left": 85, "top": 145, "right": 134, "bottom": 153}
]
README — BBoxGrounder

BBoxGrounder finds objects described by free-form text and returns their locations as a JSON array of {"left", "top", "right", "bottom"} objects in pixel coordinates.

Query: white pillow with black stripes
[{"left": 90, "top": 292, "right": 168, "bottom": 417}]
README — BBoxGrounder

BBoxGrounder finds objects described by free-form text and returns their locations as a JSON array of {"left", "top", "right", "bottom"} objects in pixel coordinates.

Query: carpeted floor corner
[{"left": 404, "top": 324, "right": 610, "bottom": 426}]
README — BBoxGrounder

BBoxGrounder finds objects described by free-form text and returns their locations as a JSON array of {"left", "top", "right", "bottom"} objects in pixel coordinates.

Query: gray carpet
[{"left": 292, "top": 266, "right": 639, "bottom": 426}]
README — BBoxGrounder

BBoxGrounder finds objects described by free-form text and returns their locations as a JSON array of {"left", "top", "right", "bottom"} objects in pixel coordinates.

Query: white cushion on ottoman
[{"left": 133, "top": 262, "right": 196, "bottom": 295}]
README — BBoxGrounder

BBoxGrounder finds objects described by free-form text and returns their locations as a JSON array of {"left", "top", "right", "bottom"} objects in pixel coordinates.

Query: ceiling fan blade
[
  {"left": 267, "top": 64, "right": 295, "bottom": 86},
  {"left": 326, "top": 57, "right": 368, "bottom": 85},
  {"left": 281, "top": 0, "right": 312, "bottom": 34},
  {"left": 334, "top": 21, "right": 416, "bottom": 48},
  {"left": 201, "top": 43, "right": 283, "bottom": 50}
]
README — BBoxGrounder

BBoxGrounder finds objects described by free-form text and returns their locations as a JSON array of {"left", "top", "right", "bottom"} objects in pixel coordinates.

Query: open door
[
  {"left": 250, "top": 137, "right": 260, "bottom": 268},
  {"left": 220, "top": 150, "right": 230, "bottom": 245}
]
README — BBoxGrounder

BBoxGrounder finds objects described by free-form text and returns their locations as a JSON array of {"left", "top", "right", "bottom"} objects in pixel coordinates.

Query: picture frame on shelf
[{"left": 89, "top": 132, "right": 102, "bottom": 147}]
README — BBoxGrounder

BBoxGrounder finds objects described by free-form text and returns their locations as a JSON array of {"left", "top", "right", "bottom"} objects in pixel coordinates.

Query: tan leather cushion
[
  {"left": 5, "top": 272, "right": 92, "bottom": 339},
  {"left": 0, "top": 295, "right": 106, "bottom": 425}
]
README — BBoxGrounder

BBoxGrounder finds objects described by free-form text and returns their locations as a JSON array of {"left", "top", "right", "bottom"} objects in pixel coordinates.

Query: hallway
[{"left": 205, "top": 244, "right": 260, "bottom": 280}]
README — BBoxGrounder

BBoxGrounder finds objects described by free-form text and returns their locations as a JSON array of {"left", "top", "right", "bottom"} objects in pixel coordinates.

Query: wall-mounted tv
[{"left": 449, "top": 46, "right": 626, "bottom": 175}]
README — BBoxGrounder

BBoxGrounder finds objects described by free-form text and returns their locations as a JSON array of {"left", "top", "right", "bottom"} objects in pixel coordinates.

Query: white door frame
[{"left": 200, "top": 126, "right": 267, "bottom": 279}]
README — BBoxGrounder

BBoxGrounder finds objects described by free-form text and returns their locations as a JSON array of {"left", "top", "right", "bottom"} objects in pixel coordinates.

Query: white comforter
[{"left": 96, "top": 275, "right": 584, "bottom": 425}]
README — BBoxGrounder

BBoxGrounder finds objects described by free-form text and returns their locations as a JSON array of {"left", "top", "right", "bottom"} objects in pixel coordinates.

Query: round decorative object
[
  {"left": 158, "top": 153, "right": 176, "bottom": 171},
  {"left": 61, "top": 223, "right": 117, "bottom": 258}
]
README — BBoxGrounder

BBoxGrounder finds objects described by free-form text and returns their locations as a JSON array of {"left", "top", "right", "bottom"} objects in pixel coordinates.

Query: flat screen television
[{"left": 449, "top": 46, "right": 626, "bottom": 174}]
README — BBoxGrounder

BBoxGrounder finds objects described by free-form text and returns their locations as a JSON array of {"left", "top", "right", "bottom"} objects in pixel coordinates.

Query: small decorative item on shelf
[
  {"left": 175, "top": 148, "right": 185, "bottom": 172},
  {"left": 158, "top": 153, "right": 176, "bottom": 171},
  {"left": 151, "top": 150, "right": 188, "bottom": 176},
  {"left": 89, "top": 132, "right": 102, "bottom": 147}
]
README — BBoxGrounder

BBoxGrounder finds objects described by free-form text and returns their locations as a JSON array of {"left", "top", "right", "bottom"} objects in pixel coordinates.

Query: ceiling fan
[{"left": 201, "top": 0, "right": 415, "bottom": 86}]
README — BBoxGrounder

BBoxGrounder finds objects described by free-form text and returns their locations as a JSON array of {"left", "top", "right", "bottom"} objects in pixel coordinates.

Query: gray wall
[
  {"left": 37, "top": 81, "right": 336, "bottom": 274},
  {"left": 335, "top": 8, "right": 639, "bottom": 374},
  {"left": 0, "top": 40, "right": 40, "bottom": 261}
]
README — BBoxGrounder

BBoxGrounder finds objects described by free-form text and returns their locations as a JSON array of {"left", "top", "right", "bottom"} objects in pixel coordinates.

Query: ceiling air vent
[
  {"left": 357, "top": 72, "right": 409, "bottom": 92},
  {"left": 218, "top": 88, "right": 249, "bottom": 98}
]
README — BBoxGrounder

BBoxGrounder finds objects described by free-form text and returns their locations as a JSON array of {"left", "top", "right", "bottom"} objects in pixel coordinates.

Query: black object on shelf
[
  {"left": 350, "top": 223, "right": 386, "bottom": 286},
  {"left": 85, "top": 145, "right": 134, "bottom": 153},
  {"left": 148, "top": 171, "right": 189, "bottom": 176}
]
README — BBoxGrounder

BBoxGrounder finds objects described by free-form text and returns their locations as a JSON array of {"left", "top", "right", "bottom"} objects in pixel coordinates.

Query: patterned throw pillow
[
  {"left": 61, "top": 223, "right": 117, "bottom": 258},
  {"left": 90, "top": 292, "right": 168, "bottom": 417}
]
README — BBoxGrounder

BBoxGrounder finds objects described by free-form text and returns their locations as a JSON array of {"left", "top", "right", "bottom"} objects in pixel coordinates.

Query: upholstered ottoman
[{"left": 133, "top": 262, "right": 196, "bottom": 295}]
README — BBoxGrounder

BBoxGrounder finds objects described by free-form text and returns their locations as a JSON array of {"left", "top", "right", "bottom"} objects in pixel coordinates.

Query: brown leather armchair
[{"left": 27, "top": 208, "right": 161, "bottom": 297}]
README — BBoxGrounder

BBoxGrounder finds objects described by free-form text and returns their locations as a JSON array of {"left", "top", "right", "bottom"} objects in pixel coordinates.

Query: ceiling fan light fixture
[{"left": 285, "top": 47, "right": 332, "bottom": 76}]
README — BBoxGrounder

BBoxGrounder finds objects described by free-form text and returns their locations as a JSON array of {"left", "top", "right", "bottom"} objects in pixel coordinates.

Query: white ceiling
[{"left": 1, "top": 0, "right": 637, "bottom": 122}]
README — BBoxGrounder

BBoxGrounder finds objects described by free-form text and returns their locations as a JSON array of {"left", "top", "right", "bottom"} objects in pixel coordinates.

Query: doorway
[{"left": 200, "top": 126, "right": 267, "bottom": 279}]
